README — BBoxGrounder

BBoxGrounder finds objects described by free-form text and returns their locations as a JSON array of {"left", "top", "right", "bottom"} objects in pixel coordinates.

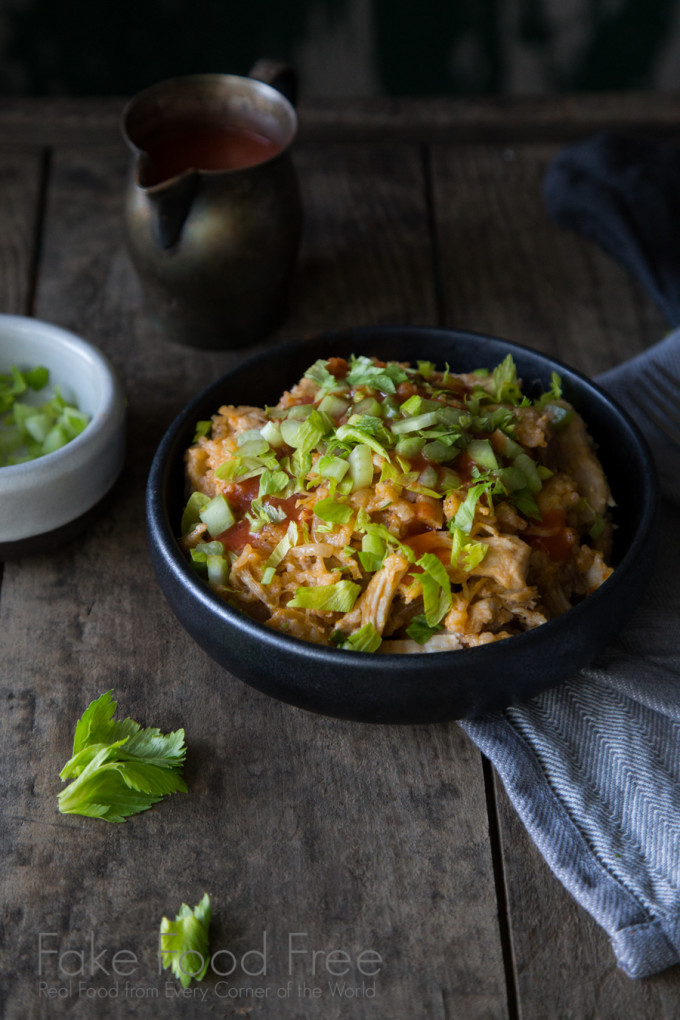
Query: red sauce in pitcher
[{"left": 141, "top": 120, "right": 281, "bottom": 186}]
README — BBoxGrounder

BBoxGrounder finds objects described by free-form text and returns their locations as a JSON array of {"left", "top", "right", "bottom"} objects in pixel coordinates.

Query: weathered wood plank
[
  {"left": 430, "top": 141, "right": 668, "bottom": 374},
  {"left": 0, "top": 146, "right": 43, "bottom": 316},
  {"left": 494, "top": 776, "right": 680, "bottom": 1020},
  {"left": 2, "top": 92, "right": 680, "bottom": 146},
  {"left": 291, "top": 141, "right": 439, "bottom": 332},
  {"left": 0, "top": 139, "right": 508, "bottom": 1018},
  {"left": 297, "top": 93, "right": 680, "bottom": 144},
  {"left": 0, "top": 143, "right": 44, "bottom": 671}
]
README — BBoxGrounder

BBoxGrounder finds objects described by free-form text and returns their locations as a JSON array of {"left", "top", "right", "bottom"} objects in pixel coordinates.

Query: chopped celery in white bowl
[
  {"left": 0, "top": 364, "right": 91, "bottom": 466},
  {"left": 0, "top": 314, "right": 126, "bottom": 556}
]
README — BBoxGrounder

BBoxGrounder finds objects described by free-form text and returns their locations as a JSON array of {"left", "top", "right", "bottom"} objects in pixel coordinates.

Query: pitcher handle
[{"left": 248, "top": 59, "right": 298, "bottom": 108}]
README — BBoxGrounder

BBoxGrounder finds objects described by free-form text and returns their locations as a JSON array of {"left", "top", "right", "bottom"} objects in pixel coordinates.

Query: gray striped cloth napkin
[{"left": 461, "top": 135, "right": 680, "bottom": 979}]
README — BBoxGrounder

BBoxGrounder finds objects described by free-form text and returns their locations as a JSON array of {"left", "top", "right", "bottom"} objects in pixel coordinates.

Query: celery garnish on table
[
  {"left": 159, "top": 894, "right": 212, "bottom": 988},
  {"left": 58, "top": 691, "right": 187, "bottom": 822}
]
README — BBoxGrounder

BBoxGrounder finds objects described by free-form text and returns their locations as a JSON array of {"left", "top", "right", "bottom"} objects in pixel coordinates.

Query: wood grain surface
[{"left": 0, "top": 95, "right": 678, "bottom": 1020}]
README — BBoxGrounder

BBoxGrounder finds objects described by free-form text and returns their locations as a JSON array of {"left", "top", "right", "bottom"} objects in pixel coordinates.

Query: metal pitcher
[{"left": 121, "top": 64, "right": 302, "bottom": 349}]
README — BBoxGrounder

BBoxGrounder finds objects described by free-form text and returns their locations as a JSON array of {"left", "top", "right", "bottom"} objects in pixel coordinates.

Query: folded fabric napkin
[{"left": 462, "top": 132, "right": 680, "bottom": 979}]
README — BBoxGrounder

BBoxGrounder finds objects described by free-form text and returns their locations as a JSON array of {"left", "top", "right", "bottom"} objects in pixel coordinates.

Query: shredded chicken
[
  {"left": 472, "top": 534, "right": 532, "bottom": 590},
  {"left": 381, "top": 632, "right": 464, "bottom": 654},
  {"left": 337, "top": 554, "right": 411, "bottom": 636},
  {"left": 545, "top": 406, "right": 613, "bottom": 516}
]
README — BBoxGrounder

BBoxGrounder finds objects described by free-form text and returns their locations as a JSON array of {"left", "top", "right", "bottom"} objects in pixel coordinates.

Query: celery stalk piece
[
  {"left": 390, "top": 411, "right": 440, "bottom": 435},
  {"left": 206, "top": 554, "right": 230, "bottom": 586},
  {"left": 24, "top": 413, "right": 52, "bottom": 444},
  {"left": 284, "top": 403, "right": 315, "bottom": 421},
  {"left": 353, "top": 396, "right": 383, "bottom": 417},
  {"left": 42, "top": 424, "right": 70, "bottom": 455},
  {"left": 514, "top": 453, "right": 543, "bottom": 493},
  {"left": 318, "top": 393, "right": 350, "bottom": 419},
  {"left": 62, "top": 406, "right": 90, "bottom": 438},
  {"left": 422, "top": 440, "right": 457, "bottom": 463},
  {"left": 418, "top": 464, "right": 438, "bottom": 489},
  {"left": 357, "top": 532, "right": 386, "bottom": 572},
  {"left": 181, "top": 491, "right": 211, "bottom": 535},
  {"left": 260, "top": 420, "right": 283, "bottom": 447},
  {"left": 199, "top": 494, "right": 235, "bottom": 538},
  {"left": 466, "top": 439, "right": 498, "bottom": 471},
  {"left": 280, "top": 418, "right": 302, "bottom": 447},
  {"left": 237, "top": 437, "right": 270, "bottom": 457},
  {"left": 348, "top": 443, "right": 373, "bottom": 491},
  {"left": 438, "top": 468, "right": 462, "bottom": 491},
  {"left": 316, "top": 454, "right": 350, "bottom": 483},
  {"left": 395, "top": 436, "right": 426, "bottom": 459}
]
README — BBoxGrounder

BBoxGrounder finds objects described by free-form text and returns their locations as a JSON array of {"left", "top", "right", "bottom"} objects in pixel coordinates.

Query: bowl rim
[
  {"left": 147, "top": 324, "right": 659, "bottom": 669},
  {"left": 0, "top": 312, "right": 122, "bottom": 481}
]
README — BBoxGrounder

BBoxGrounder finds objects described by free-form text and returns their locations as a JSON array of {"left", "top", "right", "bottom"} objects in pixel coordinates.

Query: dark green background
[{"left": 0, "top": 0, "right": 677, "bottom": 98}]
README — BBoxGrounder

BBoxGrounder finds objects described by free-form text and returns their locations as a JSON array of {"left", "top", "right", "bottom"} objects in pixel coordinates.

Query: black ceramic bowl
[{"left": 146, "top": 326, "right": 658, "bottom": 723}]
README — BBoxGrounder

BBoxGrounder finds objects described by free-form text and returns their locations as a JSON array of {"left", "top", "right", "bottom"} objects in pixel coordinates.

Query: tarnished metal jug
[{"left": 121, "top": 64, "right": 302, "bottom": 349}]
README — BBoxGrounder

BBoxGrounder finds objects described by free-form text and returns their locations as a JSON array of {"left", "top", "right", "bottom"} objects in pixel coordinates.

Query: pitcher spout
[{"left": 144, "top": 170, "right": 200, "bottom": 251}]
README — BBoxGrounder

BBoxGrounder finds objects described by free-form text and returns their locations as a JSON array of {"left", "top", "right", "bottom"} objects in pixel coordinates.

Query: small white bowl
[{"left": 0, "top": 314, "right": 126, "bottom": 557}]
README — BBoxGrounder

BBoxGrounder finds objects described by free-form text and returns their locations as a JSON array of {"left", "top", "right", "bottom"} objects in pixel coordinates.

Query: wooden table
[{"left": 1, "top": 91, "right": 678, "bottom": 1020}]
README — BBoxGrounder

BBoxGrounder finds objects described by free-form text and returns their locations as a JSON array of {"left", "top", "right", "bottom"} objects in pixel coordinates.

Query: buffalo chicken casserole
[{"left": 180, "top": 354, "right": 614, "bottom": 653}]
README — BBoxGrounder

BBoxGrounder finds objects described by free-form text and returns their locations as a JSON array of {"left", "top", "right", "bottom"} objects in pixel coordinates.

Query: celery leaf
[{"left": 58, "top": 692, "right": 187, "bottom": 822}]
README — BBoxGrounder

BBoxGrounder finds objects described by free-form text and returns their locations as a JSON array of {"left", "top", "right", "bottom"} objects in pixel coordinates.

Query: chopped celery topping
[
  {"left": 313, "top": 497, "right": 353, "bottom": 524},
  {"left": 180, "top": 353, "right": 576, "bottom": 650},
  {"left": 346, "top": 355, "right": 408, "bottom": 393},
  {"left": 415, "top": 552, "right": 452, "bottom": 627},
  {"left": 193, "top": 420, "right": 212, "bottom": 442},
  {"left": 262, "top": 521, "right": 298, "bottom": 584},
  {"left": 450, "top": 527, "right": 488, "bottom": 572},
  {"left": 199, "top": 494, "right": 235, "bottom": 537},
  {"left": 288, "top": 579, "right": 360, "bottom": 613},
  {"left": 332, "top": 622, "right": 383, "bottom": 652},
  {"left": 0, "top": 364, "right": 90, "bottom": 466},
  {"left": 406, "top": 614, "right": 443, "bottom": 644}
]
